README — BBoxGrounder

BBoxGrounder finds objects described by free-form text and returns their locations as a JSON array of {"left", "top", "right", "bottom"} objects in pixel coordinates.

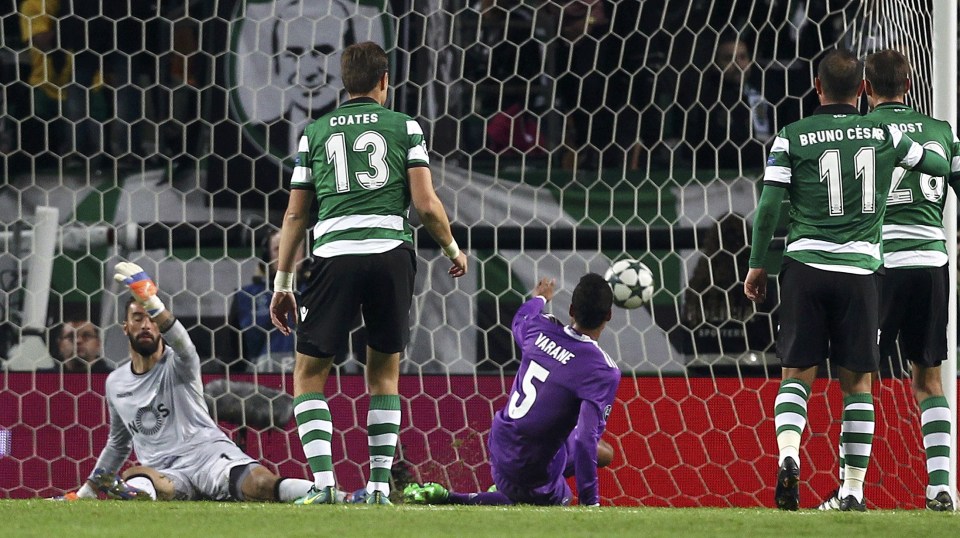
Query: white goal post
[{"left": 931, "top": 0, "right": 957, "bottom": 502}]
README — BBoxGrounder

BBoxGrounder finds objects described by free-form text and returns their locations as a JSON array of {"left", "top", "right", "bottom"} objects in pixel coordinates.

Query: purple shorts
[
  {"left": 491, "top": 464, "right": 572, "bottom": 506},
  {"left": 490, "top": 430, "right": 577, "bottom": 506}
]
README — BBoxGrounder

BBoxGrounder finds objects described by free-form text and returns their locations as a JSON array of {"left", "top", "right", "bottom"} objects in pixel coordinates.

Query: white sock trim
[{"left": 366, "top": 481, "right": 390, "bottom": 495}]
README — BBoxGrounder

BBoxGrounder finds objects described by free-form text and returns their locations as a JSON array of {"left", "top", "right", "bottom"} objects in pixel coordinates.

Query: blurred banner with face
[{"left": 211, "top": 0, "right": 393, "bottom": 211}]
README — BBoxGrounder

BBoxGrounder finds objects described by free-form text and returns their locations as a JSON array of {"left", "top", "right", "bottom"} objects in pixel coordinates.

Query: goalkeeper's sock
[
  {"left": 448, "top": 491, "right": 513, "bottom": 505},
  {"left": 840, "top": 393, "right": 875, "bottom": 502},
  {"left": 76, "top": 482, "right": 98, "bottom": 499},
  {"left": 774, "top": 378, "right": 810, "bottom": 467},
  {"left": 276, "top": 478, "right": 314, "bottom": 502},
  {"left": 920, "top": 395, "right": 951, "bottom": 498},
  {"left": 294, "top": 393, "right": 336, "bottom": 489},
  {"left": 366, "top": 394, "right": 401, "bottom": 495}
]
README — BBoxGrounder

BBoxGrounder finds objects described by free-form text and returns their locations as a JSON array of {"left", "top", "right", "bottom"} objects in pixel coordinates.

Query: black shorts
[
  {"left": 879, "top": 265, "right": 948, "bottom": 369},
  {"left": 296, "top": 247, "right": 416, "bottom": 357},
  {"left": 776, "top": 260, "right": 880, "bottom": 372}
]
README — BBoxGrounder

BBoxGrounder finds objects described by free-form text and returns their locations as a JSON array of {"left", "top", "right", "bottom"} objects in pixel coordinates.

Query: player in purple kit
[{"left": 404, "top": 273, "right": 621, "bottom": 506}]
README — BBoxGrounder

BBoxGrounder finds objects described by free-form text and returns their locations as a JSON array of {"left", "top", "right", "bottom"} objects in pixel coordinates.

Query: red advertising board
[{"left": 0, "top": 373, "right": 931, "bottom": 508}]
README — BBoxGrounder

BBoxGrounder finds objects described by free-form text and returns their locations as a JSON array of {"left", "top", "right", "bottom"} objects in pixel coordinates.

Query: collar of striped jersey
[
  {"left": 874, "top": 101, "right": 909, "bottom": 110},
  {"left": 340, "top": 96, "right": 379, "bottom": 106},
  {"left": 812, "top": 103, "right": 859, "bottom": 116}
]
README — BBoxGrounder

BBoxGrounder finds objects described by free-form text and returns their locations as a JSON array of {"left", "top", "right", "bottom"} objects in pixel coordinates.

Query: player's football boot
[
  {"left": 89, "top": 468, "right": 151, "bottom": 500},
  {"left": 773, "top": 457, "right": 800, "bottom": 511},
  {"left": 926, "top": 491, "right": 955, "bottom": 512},
  {"left": 364, "top": 490, "right": 392, "bottom": 505},
  {"left": 294, "top": 485, "right": 338, "bottom": 505},
  {"left": 403, "top": 482, "right": 449, "bottom": 504},
  {"left": 838, "top": 495, "right": 866, "bottom": 512},
  {"left": 816, "top": 488, "right": 840, "bottom": 511}
]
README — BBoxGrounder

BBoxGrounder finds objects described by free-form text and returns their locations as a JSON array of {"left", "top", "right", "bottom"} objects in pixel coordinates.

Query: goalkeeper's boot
[
  {"left": 90, "top": 468, "right": 151, "bottom": 500},
  {"left": 403, "top": 482, "right": 449, "bottom": 504},
  {"left": 816, "top": 488, "right": 840, "bottom": 511},
  {"left": 838, "top": 494, "right": 866, "bottom": 512},
  {"left": 294, "top": 485, "right": 338, "bottom": 505},
  {"left": 773, "top": 457, "right": 800, "bottom": 511},
  {"left": 48, "top": 492, "right": 80, "bottom": 501},
  {"left": 926, "top": 491, "right": 955, "bottom": 512}
]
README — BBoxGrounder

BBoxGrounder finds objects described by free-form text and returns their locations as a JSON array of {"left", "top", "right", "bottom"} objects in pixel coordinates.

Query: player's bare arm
[
  {"left": 409, "top": 166, "right": 468, "bottom": 278},
  {"left": 271, "top": 188, "right": 312, "bottom": 335},
  {"left": 743, "top": 267, "right": 768, "bottom": 304}
]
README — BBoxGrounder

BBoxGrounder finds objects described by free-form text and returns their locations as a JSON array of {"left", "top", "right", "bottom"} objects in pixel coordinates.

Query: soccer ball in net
[{"left": 604, "top": 259, "right": 655, "bottom": 309}]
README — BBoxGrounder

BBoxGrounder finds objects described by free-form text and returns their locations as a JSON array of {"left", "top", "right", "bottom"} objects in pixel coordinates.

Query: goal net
[{"left": 0, "top": 0, "right": 954, "bottom": 507}]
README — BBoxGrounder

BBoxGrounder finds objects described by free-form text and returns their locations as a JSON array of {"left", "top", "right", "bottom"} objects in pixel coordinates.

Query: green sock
[
  {"left": 294, "top": 392, "right": 335, "bottom": 488},
  {"left": 920, "top": 395, "right": 951, "bottom": 498},
  {"left": 366, "top": 394, "right": 401, "bottom": 495},
  {"left": 774, "top": 378, "right": 810, "bottom": 466},
  {"left": 840, "top": 393, "right": 874, "bottom": 501}
]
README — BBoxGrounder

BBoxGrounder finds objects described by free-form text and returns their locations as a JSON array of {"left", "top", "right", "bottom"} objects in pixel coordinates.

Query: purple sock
[{"left": 446, "top": 491, "right": 513, "bottom": 505}]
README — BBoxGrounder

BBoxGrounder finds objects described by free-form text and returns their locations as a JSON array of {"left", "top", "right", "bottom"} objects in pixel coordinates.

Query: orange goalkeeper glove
[{"left": 114, "top": 261, "right": 165, "bottom": 317}]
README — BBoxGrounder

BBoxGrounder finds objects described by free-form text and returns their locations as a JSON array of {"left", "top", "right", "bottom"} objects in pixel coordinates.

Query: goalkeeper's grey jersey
[{"left": 92, "top": 321, "right": 229, "bottom": 475}]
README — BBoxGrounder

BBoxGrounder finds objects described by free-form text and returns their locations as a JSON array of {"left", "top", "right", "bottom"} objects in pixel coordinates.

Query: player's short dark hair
[
  {"left": 570, "top": 273, "right": 613, "bottom": 330},
  {"left": 341, "top": 41, "right": 388, "bottom": 95},
  {"left": 864, "top": 49, "right": 910, "bottom": 98},
  {"left": 123, "top": 296, "right": 138, "bottom": 319},
  {"left": 817, "top": 49, "right": 863, "bottom": 102}
]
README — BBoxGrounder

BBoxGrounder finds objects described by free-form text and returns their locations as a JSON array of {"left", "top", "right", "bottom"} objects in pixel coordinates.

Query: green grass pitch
[{"left": 3, "top": 500, "right": 958, "bottom": 538}]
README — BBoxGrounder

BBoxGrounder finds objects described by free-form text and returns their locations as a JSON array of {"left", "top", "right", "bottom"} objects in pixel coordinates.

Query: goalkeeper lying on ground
[{"left": 65, "top": 262, "right": 317, "bottom": 502}]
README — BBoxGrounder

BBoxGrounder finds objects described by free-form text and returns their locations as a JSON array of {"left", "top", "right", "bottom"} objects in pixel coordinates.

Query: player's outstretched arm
[
  {"left": 533, "top": 277, "right": 555, "bottom": 302},
  {"left": 409, "top": 166, "right": 468, "bottom": 278},
  {"left": 114, "top": 261, "right": 174, "bottom": 331},
  {"left": 914, "top": 146, "right": 950, "bottom": 177},
  {"left": 511, "top": 277, "right": 555, "bottom": 346},
  {"left": 890, "top": 125, "right": 950, "bottom": 177},
  {"left": 114, "top": 261, "right": 200, "bottom": 370}
]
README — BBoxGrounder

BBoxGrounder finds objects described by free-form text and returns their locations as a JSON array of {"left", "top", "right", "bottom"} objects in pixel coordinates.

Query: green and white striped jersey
[
  {"left": 290, "top": 97, "right": 430, "bottom": 258},
  {"left": 867, "top": 103, "right": 960, "bottom": 268},
  {"left": 763, "top": 104, "right": 926, "bottom": 274}
]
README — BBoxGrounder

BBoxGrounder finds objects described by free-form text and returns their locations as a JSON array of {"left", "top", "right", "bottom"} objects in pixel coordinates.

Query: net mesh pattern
[{"left": 0, "top": 0, "right": 942, "bottom": 507}]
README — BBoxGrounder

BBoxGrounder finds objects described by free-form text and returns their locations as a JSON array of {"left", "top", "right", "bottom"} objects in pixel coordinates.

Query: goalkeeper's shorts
[{"left": 154, "top": 439, "right": 257, "bottom": 500}]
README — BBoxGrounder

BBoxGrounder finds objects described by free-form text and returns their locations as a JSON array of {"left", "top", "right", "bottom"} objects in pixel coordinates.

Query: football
[{"left": 604, "top": 259, "right": 655, "bottom": 309}]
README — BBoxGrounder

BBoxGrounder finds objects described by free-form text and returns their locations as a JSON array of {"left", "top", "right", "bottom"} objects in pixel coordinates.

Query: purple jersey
[{"left": 489, "top": 296, "right": 621, "bottom": 505}]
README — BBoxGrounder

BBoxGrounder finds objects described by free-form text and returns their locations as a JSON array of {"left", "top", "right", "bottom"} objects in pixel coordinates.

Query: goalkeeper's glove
[{"left": 114, "top": 261, "right": 166, "bottom": 317}]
